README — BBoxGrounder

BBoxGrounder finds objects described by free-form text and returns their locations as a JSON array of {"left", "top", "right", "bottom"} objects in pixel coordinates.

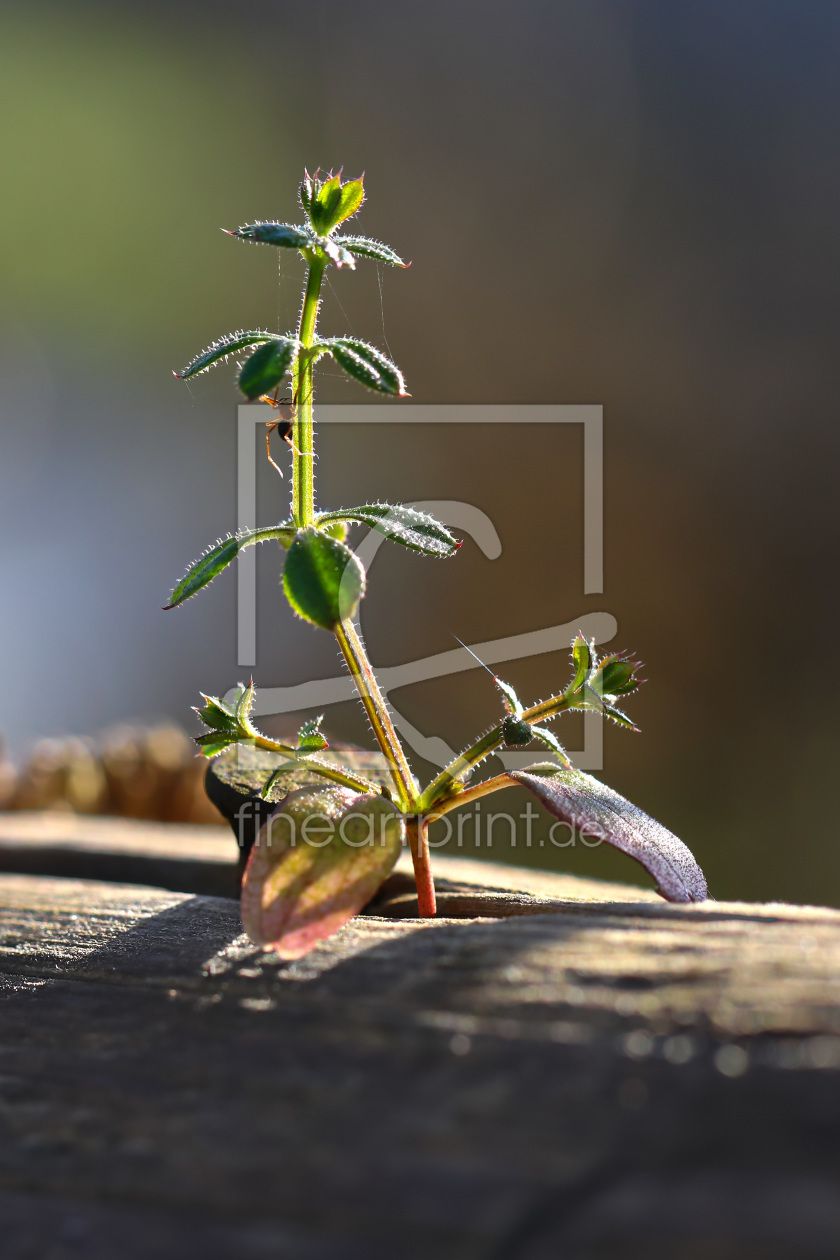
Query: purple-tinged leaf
[
  {"left": 241, "top": 785, "right": 404, "bottom": 957},
  {"left": 508, "top": 766, "right": 708, "bottom": 903}
]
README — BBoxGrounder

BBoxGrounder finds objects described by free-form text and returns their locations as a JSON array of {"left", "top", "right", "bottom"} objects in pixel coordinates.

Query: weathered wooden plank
[
  {"left": 1, "top": 868, "right": 840, "bottom": 1256},
  {"left": 0, "top": 1188, "right": 352, "bottom": 1260},
  {"left": 0, "top": 809, "right": 669, "bottom": 916},
  {"left": 0, "top": 811, "right": 238, "bottom": 897}
]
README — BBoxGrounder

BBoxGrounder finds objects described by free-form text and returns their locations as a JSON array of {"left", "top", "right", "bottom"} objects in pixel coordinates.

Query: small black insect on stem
[{"left": 260, "top": 385, "right": 298, "bottom": 477}]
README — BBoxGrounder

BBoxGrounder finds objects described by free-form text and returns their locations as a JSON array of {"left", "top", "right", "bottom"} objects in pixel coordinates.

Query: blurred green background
[{"left": 1, "top": 0, "right": 838, "bottom": 903}]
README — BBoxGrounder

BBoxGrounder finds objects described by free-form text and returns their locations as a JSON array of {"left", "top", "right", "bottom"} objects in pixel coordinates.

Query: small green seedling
[{"left": 168, "top": 170, "right": 707, "bottom": 958}]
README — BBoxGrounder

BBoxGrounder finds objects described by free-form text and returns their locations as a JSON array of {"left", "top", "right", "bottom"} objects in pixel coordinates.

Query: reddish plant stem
[{"left": 405, "top": 815, "right": 436, "bottom": 917}]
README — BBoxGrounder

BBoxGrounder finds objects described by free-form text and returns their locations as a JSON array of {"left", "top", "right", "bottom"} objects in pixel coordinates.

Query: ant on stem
[{"left": 259, "top": 385, "right": 299, "bottom": 477}]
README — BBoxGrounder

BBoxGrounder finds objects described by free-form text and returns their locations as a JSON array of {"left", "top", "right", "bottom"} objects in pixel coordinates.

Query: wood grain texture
[
  {"left": 0, "top": 811, "right": 239, "bottom": 897},
  {"left": 0, "top": 821, "right": 839, "bottom": 1256},
  {"left": 0, "top": 809, "right": 666, "bottom": 916}
]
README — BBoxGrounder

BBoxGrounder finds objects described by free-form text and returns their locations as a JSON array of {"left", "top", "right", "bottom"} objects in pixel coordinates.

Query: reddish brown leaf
[
  {"left": 241, "top": 784, "right": 404, "bottom": 958},
  {"left": 509, "top": 766, "right": 708, "bottom": 903}
]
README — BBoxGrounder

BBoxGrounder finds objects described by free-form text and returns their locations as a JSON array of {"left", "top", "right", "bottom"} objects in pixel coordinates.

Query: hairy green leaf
[
  {"left": 601, "top": 701, "right": 638, "bottom": 731},
  {"left": 195, "top": 695, "right": 237, "bottom": 731},
  {"left": 233, "top": 680, "right": 256, "bottom": 731},
  {"left": 321, "top": 338, "right": 407, "bottom": 395},
  {"left": 571, "top": 684, "right": 640, "bottom": 732},
  {"left": 308, "top": 173, "right": 343, "bottom": 233},
  {"left": 568, "top": 634, "right": 594, "bottom": 693},
  {"left": 238, "top": 337, "right": 296, "bottom": 400},
  {"left": 194, "top": 683, "right": 259, "bottom": 758},
  {"left": 320, "top": 519, "right": 349, "bottom": 543},
  {"left": 227, "top": 221, "right": 313, "bottom": 249},
  {"left": 258, "top": 715, "right": 331, "bottom": 799},
  {"left": 174, "top": 330, "right": 275, "bottom": 380},
  {"left": 332, "top": 177, "right": 365, "bottom": 228},
  {"left": 317, "top": 503, "right": 459, "bottom": 557},
  {"left": 297, "top": 715, "right": 328, "bottom": 753},
  {"left": 283, "top": 528, "right": 366, "bottom": 630},
  {"left": 165, "top": 524, "right": 294, "bottom": 609},
  {"left": 195, "top": 732, "right": 240, "bottom": 757},
  {"left": 530, "top": 726, "right": 570, "bottom": 764},
  {"left": 241, "top": 785, "right": 404, "bottom": 957},
  {"left": 210, "top": 744, "right": 392, "bottom": 803},
  {"left": 299, "top": 173, "right": 315, "bottom": 217},
  {"left": 509, "top": 766, "right": 708, "bottom": 903},
  {"left": 590, "top": 652, "right": 643, "bottom": 698},
  {"left": 495, "top": 676, "right": 523, "bottom": 717},
  {"left": 337, "top": 235, "right": 408, "bottom": 267},
  {"left": 304, "top": 173, "right": 365, "bottom": 236}
]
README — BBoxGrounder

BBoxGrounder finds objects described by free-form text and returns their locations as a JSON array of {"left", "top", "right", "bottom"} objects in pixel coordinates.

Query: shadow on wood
[{"left": 0, "top": 863, "right": 839, "bottom": 1256}]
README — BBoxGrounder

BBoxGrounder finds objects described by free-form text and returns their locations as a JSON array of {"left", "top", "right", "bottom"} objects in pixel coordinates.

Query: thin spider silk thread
[{"left": 376, "top": 264, "right": 395, "bottom": 362}]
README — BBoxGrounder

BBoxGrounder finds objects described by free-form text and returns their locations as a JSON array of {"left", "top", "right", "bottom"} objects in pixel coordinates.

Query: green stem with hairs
[
  {"left": 251, "top": 735, "right": 380, "bottom": 796},
  {"left": 286, "top": 248, "right": 429, "bottom": 895},
  {"left": 291, "top": 254, "right": 326, "bottom": 527},
  {"left": 422, "top": 774, "right": 513, "bottom": 821},
  {"left": 333, "top": 618, "right": 418, "bottom": 813},
  {"left": 418, "top": 692, "right": 576, "bottom": 813}
]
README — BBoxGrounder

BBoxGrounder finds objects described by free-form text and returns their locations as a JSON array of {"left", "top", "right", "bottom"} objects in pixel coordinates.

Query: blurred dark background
[{"left": 1, "top": 0, "right": 838, "bottom": 903}]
